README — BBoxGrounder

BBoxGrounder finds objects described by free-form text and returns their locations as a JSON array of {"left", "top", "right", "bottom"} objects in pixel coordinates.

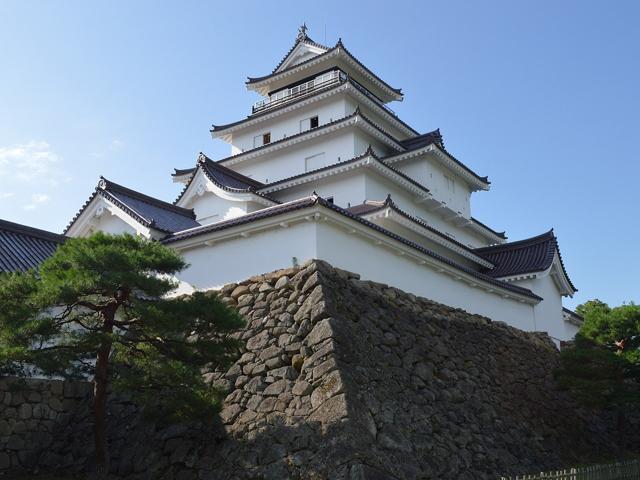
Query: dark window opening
[
  {"left": 263, "top": 132, "right": 271, "bottom": 144},
  {"left": 310, "top": 116, "right": 319, "bottom": 129},
  {"left": 326, "top": 196, "right": 334, "bottom": 204}
]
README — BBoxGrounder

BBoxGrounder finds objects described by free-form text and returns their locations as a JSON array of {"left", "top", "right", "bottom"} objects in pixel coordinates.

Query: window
[
  {"left": 326, "top": 196, "right": 334, "bottom": 204},
  {"left": 300, "top": 115, "right": 319, "bottom": 132},
  {"left": 253, "top": 132, "right": 271, "bottom": 147},
  {"left": 444, "top": 175, "right": 455, "bottom": 193},
  {"left": 305, "top": 152, "right": 326, "bottom": 172}
]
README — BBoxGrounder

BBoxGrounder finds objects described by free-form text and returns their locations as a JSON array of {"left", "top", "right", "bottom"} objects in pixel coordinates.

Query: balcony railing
[
  {"left": 252, "top": 70, "right": 345, "bottom": 114},
  {"left": 251, "top": 69, "right": 396, "bottom": 116}
]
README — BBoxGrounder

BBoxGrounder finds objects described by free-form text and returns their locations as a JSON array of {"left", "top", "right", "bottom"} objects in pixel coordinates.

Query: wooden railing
[{"left": 500, "top": 460, "right": 640, "bottom": 479}]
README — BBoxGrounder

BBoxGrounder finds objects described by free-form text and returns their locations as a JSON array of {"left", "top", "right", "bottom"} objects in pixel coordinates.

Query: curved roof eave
[
  {"left": 162, "top": 195, "right": 541, "bottom": 302},
  {"left": 246, "top": 40, "right": 403, "bottom": 101}
]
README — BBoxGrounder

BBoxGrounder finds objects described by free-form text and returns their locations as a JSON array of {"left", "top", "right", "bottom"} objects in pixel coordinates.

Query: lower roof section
[
  {"left": 162, "top": 195, "right": 541, "bottom": 302},
  {"left": 474, "top": 229, "right": 577, "bottom": 294},
  {"left": 0, "top": 219, "right": 65, "bottom": 273},
  {"left": 66, "top": 177, "right": 201, "bottom": 236}
]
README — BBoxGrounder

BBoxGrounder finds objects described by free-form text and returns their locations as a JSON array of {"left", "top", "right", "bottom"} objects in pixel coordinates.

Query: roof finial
[{"left": 297, "top": 23, "right": 308, "bottom": 42}]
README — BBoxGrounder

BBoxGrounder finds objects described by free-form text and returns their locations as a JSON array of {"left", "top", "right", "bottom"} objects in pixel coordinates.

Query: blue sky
[{"left": 0, "top": 1, "right": 638, "bottom": 308}]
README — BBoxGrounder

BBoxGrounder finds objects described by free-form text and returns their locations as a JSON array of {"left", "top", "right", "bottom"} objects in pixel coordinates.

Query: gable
[
  {"left": 276, "top": 42, "right": 328, "bottom": 73},
  {"left": 66, "top": 194, "right": 154, "bottom": 238}
]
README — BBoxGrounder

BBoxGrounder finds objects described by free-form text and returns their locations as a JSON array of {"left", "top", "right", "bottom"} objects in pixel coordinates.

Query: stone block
[{"left": 306, "top": 318, "right": 333, "bottom": 346}]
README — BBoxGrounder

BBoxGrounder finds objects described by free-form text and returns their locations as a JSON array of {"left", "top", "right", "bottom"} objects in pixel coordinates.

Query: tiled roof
[
  {"left": 346, "top": 196, "right": 494, "bottom": 267},
  {"left": 383, "top": 136, "right": 490, "bottom": 187},
  {"left": 173, "top": 153, "right": 277, "bottom": 205},
  {"left": 65, "top": 178, "right": 200, "bottom": 234},
  {"left": 345, "top": 199, "right": 388, "bottom": 216},
  {"left": 257, "top": 147, "right": 431, "bottom": 197},
  {"left": 271, "top": 33, "right": 330, "bottom": 74},
  {"left": 470, "top": 217, "right": 507, "bottom": 240},
  {"left": 201, "top": 156, "right": 264, "bottom": 190},
  {"left": 562, "top": 307, "right": 584, "bottom": 321},
  {"left": 0, "top": 219, "right": 65, "bottom": 273},
  {"left": 474, "top": 230, "right": 577, "bottom": 291},
  {"left": 215, "top": 109, "right": 403, "bottom": 168},
  {"left": 172, "top": 167, "right": 196, "bottom": 178},
  {"left": 246, "top": 39, "right": 403, "bottom": 98},
  {"left": 211, "top": 77, "right": 418, "bottom": 136},
  {"left": 399, "top": 129, "right": 444, "bottom": 150},
  {"left": 162, "top": 195, "right": 540, "bottom": 301}
]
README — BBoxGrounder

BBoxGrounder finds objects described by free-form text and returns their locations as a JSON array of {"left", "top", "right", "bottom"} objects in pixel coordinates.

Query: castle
[{"left": 0, "top": 26, "right": 582, "bottom": 343}]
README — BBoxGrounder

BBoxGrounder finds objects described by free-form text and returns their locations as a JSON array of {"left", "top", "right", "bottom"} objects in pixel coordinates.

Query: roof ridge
[
  {"left": 161, "top": 195, "right": 539, "bottom": 300},
  {"left": 99, "top": 189, "right": 155, "bottom": 228},
  {"left": 99, "top": 177, "right": 196, "bottom": 219},
  {"left": 349, "top": 197, "right": 492, "bottom": 265},
  {"left": 212, "top": 77, "right": 419, "bottom": 136},
  {"left": 271, "top": 31, "right": 331, "bottom": 74},
  {"left": 474, "top": 229, "right": 555, "bottom": 253},
  {"left": 470, "top": 217, "right": 507, "bottom": 240},
  {"left": 256, "top": 147, "right": 430, "bottom": 196},
  {"left": 0, "top": 219, "right": 66, "bottom": 243},
  {"left": 199, "top": 154, "right": 265, "bottom": 189},
  {"left": 217, "top": 111, "right": 361, "bottom": 165},
  {"left": 246, "top": 40, "right": 403, "bottom": 99}
]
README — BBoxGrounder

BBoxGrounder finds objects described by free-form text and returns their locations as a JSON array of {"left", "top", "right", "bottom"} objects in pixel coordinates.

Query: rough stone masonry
[{"left": 0, "top": 260, "right": 634, "bottom": 479}]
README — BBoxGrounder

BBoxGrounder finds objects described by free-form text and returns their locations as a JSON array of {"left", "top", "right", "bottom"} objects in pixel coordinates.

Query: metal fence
[{"left": 500, "top": 460, "right": 640, "bottom": 479}]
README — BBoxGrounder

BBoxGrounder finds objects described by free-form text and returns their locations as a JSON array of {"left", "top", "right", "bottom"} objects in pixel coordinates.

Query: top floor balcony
[{"left": 252, "top": 69, "right": 395, "bottom": 116}]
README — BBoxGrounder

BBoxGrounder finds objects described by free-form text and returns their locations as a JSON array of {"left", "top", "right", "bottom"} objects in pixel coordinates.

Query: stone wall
[{"left": 0, "top": 260, "right": 636, "bottom": 479}]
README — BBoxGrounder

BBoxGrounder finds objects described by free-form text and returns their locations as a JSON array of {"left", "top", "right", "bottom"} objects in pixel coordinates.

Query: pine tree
[{"left": 0, "top": 232, "right": 245, "bottom": 476}]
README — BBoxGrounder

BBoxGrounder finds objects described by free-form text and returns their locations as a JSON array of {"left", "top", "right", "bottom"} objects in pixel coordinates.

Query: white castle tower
[{"left": 65, "top": 26, "right": 581, "bottom": 343}]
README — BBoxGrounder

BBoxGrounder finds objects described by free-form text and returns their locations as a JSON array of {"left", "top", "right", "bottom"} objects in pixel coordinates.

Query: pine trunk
[{"left": 93, "top": 305, "right": 115, "bottom": 477}]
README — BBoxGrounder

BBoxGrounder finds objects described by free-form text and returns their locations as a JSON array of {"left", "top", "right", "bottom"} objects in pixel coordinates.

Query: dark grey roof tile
[{"left": 0, "top": 219, "right": 65, "bottom": 273}]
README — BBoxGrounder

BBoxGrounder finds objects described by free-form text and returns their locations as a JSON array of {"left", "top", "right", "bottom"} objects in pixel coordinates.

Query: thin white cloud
[
  {"left": 90, "top": 138, "right": 124, "bottom": 159},
  {"left": 32, "top": 193, "right": 50, "bottom": 204},
  {"left": 109, "top": 139, "right": 125, "bottom": 151},
  {"left": 0, "top": 140, "right": 63, "bottom": 184},
  {"left": 0, "top": 141, "right": 66, "bottom": 218},
  {"left": 22, "top": 193, "right": 50, "bottom": 211}
]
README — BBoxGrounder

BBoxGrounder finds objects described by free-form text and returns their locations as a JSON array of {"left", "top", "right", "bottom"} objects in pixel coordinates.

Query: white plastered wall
[
  {"left": 232, "top": 129, "right": 357, "bottom": 184},
  {"left": 172, "top": 218, "right": 537, "bottom": 331},
  {"left": 395, "top": 156, "right": 473, "bottom": 217},
  {"left": 314, "top": 220, "right": 536, "bottom": 328},
  {"left": 512, "top": 273, "right": 566, "bottom": 343},
  {"left": 270, "top": 171, "right": 367, "bottom": 208},
  {"left": 230, "top": 97, "right": 351, "bottom": 155},
  {"left": 91, "top": 213, "right": 138, "bottom": 236},
  {"left": 177, "top": 221, "right": 318, "bottom": 290},
  {"left": 363, "top": 173, "right": 488, "bottom": 247},
  {"left": 187, "top": 194, "right": 263, "bottom": 225}
]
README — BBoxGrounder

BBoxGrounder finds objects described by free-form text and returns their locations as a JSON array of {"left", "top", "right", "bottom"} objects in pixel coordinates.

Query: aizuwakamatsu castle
[{"left": 0, "top": 26, "right": 583, "bottom": 345}]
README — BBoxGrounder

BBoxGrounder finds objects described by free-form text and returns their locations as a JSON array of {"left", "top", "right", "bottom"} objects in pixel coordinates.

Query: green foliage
[
  {"left": 0, "top": 232, "right": 245, "bottom": 421},
  {"left": 556, "top": 299, "right": 640, "bottom": 409}
]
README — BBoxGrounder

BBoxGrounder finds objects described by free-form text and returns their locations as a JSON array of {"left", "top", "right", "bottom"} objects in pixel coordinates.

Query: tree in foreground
[
  {"left": 555, "top": 299, "right": 640, "bottom": 445},
  {"left": 0, "top": 232, "right": 244, "bottom": 476}
]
